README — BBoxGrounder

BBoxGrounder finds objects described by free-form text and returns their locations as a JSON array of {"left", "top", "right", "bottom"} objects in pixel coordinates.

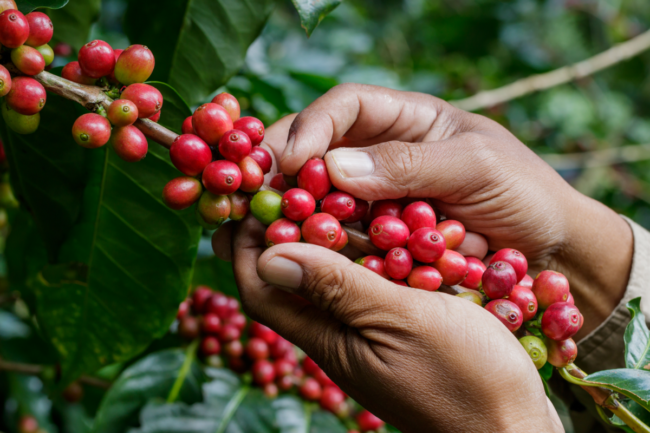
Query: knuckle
[
  {"left": 303, "top": 263, "right": 348, "bottom": 314},
  {"left": 375, "top": 141, "right": 424, "bottom": 192}
]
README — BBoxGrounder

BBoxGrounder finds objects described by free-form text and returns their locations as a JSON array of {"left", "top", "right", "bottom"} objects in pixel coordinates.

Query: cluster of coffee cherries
[
  {"left": 176, "top": 285, "right": 385, "bottom": 433},
  {"left": 0, "top": 3, "right": 56, "bottom": 134}
]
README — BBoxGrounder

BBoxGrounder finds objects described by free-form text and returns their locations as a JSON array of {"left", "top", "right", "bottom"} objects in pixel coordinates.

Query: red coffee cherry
[
  {"left": 265, "top": 218, "right": 301, "bottom": 247},
  {"left": 391, "top": 279, "right": 408, "bottom": 286},
  {"left": 270, "top": 337, "right": 293, "bottom": 359},
  {"left": 519, "top": 274, "right": 534, "bottom": 288},
  {"left": 107, "top": 99, "right": 138, "bottom": 126},
  {"left": 384, "top": 247, "right": 413, "bottom": 280},
  {"left": 274, "top": 358, "right": 294, "bottom": 378},
  {"left": 369, "top": 216, "right": 409, "bottom": 250},
  {"left": 191, "top": 286, "right": 213, "bottom": 314},
  {"left": 218, "top": 324, "right": 241, "bottom": 343},
  {"left": 302, "top": 213, "right": 342, "bottom": 248},
  {"left": 302, "top": 356, "right": 320, "bottom": 375},
  {"left": 6, "top": 76, "right": 46, "bottom": 115},
  {"left": 433, "top": 250, "right": 468, "bottom": 286},
  {"left": 546, "top": 338, "right": 578, "bottom": 368},
  {"left": 11, "top": 45, "right": 44, "bottom": 75},
  {"left": 491, "top": 248, "right": 528, "bottom": 283},
  {"left": 249, "top": 146, "right": 272, "bottom": 174},
  {"left": 341, "top": 198, "right": 370, "bottom": 224},
  {"left": 531, "top": 270, "right": 570, "bottom": 309},
  {"left": 355, "top": 255, "right": 389, "bottom": 279},
  {"left": 370, "top": 199, "right": 403, "bottom": 220},
  {"left": 541, "top": 302, "right": 581, "bottom": 341},
  {"left": 436, "top": 220, "right": 466, "bottom": 250},
  {"left": 331, "top": 229, "right": 348, "bottom": 252},
  {"left": 252, "top": 359, "right": 276, "bottom": 385},
  {"left": 246, "top": 337, "right": 270, "bottom": 360},
  {"left": 321, "top": 191, "right": 356, "bottom": 221},
  {"left": 62, "top": 380, "right": 84, "bottom": 403},
  {"left": 176, "top": 299, "right": 191, "bottom": 320},
  {"left": 25, "top": 11, "right": 52, "bottom": 47},
  {"left": 178, "top": 315, "right": 200, "bottom": 340},
  {"left": 281, "top": 188, "right": 316, "bottom": 222},
  {"left": 111, "top": 125, "right": 148, "bottom": 162},
  {"left": 233, "top": 116, "right": 264, "bottom": 145},
  {"left": 566, "top": 292, "right": 575, "bottom": 305},
  {"left": 270, "top": 173, "right": 291, "bottom": 193},
  {"left": 407, "top": 227, "right": 446, "bottom": 263},
  {"left": 263, "top": 382, "right": 279, "bottom": 398},
  {"left": 72, "top": 113, "right": 111, "bottom": 149},
  {"left": 0, "top": 64, "right": 11, "bottom": 97},
  {"left": 212, "top": 92, "right": 240, "bottom": 122},
  {"left": 228, "top": 191, "right": 250, "bottom": 221},
  {"left": 297, "top": 157, "right": 331, "bottom": 200},
  {"left": 508, "top": 285, "right": 538, "bottom": 322},
  {"left": 357, "top": 410, "right": 385, "bottom": 433},
  {"left": 401, "top": 201, "right": 436, "bottom": 232},
  {"left": 320, "top": 386, "right": 347, "bottom": 415},
  {"left": 107, "top": 48, "right": 123, "bottom": 82},
  {"left": 460, "top": 257, "right": 486, "bottom": 290},
  {"left": 18, "top": 415, "right": 39, "bottom": 433},
  {"left": 201, "top": 313, "right": 222, "bottom": 335},
  {"left": 299, "top": 377, "right": 322, "bottom": 401},
  {"left": 121, "top": 83, "right": 163, "bottom": 118},
  {"left": 202, "top": 160, "right": 242, "bottom": 195},
  {"left": 485, "top": 299, "right": 523, "bottom": 332},
  {"left": 237, "top": 156, "right": 264, "bottom": 193},
  {"left": 250, "top": 322, "right": 279, "bottom": 345},
  {"left": 170, "top": 134, "right": 212, "bottom": 176},
  {"left": 181, "top": 116, "right": 195, "bottom": 134},
  {"left": 62, "top": 61, "right": 96, "bottom": 85},
  {"left": 197, "top": 192, "right": 231, "bottom": 227},
  {"left": 205, "top": 292, "right": 228, "bottom": 317},
  {"left": 223, "top": 340, "right": 244, "bottom": 358},
  {"left": 407, "top": 266, "right": 442, "bottom": 291},
  {"left": 200, "top": 336, "right": 221, "bottom": 356},
  {"left": 481, "top": 261, "right": 517, "bottom": 299},
  {"left": 193, "top": 103, "right": 233, "bottom": 145},
  {"left": 218, "top": 129, "right": 251, "bottom": 163},
  {"left": 114, "top": 44, "right": 155, "bottom": 85},
  {"left": 147, "top": 110, "right": 161, "bottom": 123},
  {"left": 0, "top": 9, "right": 29, "bottom": 48},
  {"left": 78, "top": 39, "right": 115, "bottom": 78}
]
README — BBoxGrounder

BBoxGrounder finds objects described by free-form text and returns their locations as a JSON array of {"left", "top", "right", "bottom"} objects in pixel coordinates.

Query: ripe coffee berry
[
  {"left": 298, "top": 157, "right": 331, "bottom": 200},
  {"left": 407, "top": 227, "right": 446, "bottom": 263},
  {"left": 302, "top": 213, "right": 342, "bottom": 249},
  {"left": 218, "top": 324, "right": 241, "bottom": 343},
  {"left": 566, "top": 292, "right": 575, "bottom": 305},
  {"left": 485, "top": 299, "right": 523, "bottom": 332},
  {"left": 401, "top": 201, "right": 436, "bottom": 232},
  {"left": 0, "top": 9, "right": 28, "bottom": 48},
  {"left": 192, "top": 286, "right": 213, "bottom": 313},
  {"left": 249, "top": 146, "right": 272, "bottom": 174},
  {"left": 532, "top": 270, "right": 570, "bottom": 309},
  {"left": 519, "top": 274, "right": 534, "bottom": 288},
  {"left": 218, "top": 129, "right": 252, "bottom": 163},
  {"left": 370, "top": 199, "right": 403, "bottom": 220},
  {"left": 299, "top": 377, "right": 322, "bottom": 401},
  {"left": 407, "top": 266, "right": 443, "bottom": 291},
  {"left": 202, "top": 160, "right": 242, "bottom": 195},
  {"left": 252, "top": 360, "right": 276, "bottom": 385},
  {"left": 302, "top": 356, "right": 320, "bottom": 375},
  {"left": 6, "top": 76, "right": 46, "bottom": 115},
  {"left": 78, "top": 40, "right": 115, "bottom": 78},
  {"left": 228, "top": 191, "right": 250, "bottom": 221},
  {"left": 197, "top": 192, "right": 231, "bottom": 226},
  {"left": 223, "top": 340, "right": 244, "bottom": 358},
  {"left": 481, "top": 261, "right": 517, "bottom": 299},
  {"left": 11, "top": 45, "right": 44, "bottom": 75},
  {"left": 226, "top": 312, "right": 247, "bottom": 331},
  {"left": 519, "top": 336, "right": 548, "bottom": 370},
  {"left": 546, "top": 337, "right": 578, "bottom": 368},
  {"left": 369, "top": 216, "right": 410, "bottom": 250},
  {"left": 62, "top": 61, "right": 96, "bottom": 85},
  {"left": 265, "top": 218, "right": 301, "bottom": 247},
  {"left": 181, "top": 116, "right": 194, "bottom": 134},
  {"left": 72, "top": 113, "right": 111, "bottom": 149},
  {"left": 342, "top": 198, "right": 370, "bottom": 224},
  {"left": 233, "top": 116, "right": 264, "bottom": 146},
  {"left": 212, "top": 93, "right": 240, "bottom": 122},
  {"left": 114, "top": 44, "right": 155, "bottom": 85},
  {"left": 331, "top": 229, "right": 348, "bottom": 251},
  {"left": 274, "top": 358, "right": 294, "bottom": 377},
  {"left": 201, "top": 336, "right": 221, "bottom": 356},
  {"left": 357, "top": 410, "right": 385, "bottom": 433},
  {"left": 436, "top": 220, "right": 466, "bottom": 250},
  {"left": 170, "top": 134, "right": 212, "bottom": 176},
  {"left": 176, "top": 299, "right": 191, "bottom": 320},
  {"left": 322, "top": 191, "right": 356, "bottom": 221},
  {"left": 320, "top": 386, "right": 347, "bottom": 416},
  {"left": 107, "top": 99, "right": 138, "bottom": 126},
  {"left": 246, "top": 337, "right": 270, "bottom": 360},
  {"left": 205, "top": 292, "right": 229, "bottom": 317},
  {"left": 250, "top": 190, "right": 283, "bottom": 225},
  {"left": 491, "top": 248, "right": 528, "bottom": 283},
  {"left": 107, "top": 48, "right": 123, "bottom": 82},
  {"left": 270, "top": 173, "right": 291, "bottom": 193},
  {"left": 460, "top": 257, "right": 486, "bottom": 290},
  {"left": 384, "top": 247, "right": 413, "bottom": 280},
  {"left": 541, "top": 302, "right": 581, "bottom": 341},
  {"left": 270, "top": 337, "right": 293, "bottom": 359},
  {"left": 237, "top": 156, "right": 264, "bottom": 193},
  {"left": 121, "top": 83, "right": 163, "bottom": 119},
  {"left": 355, "top": 255, "right": 390, "bottom": 279},
  {"left": 18, "top": 415, "right": 39, "bottom": 433},
  {"left": 2, "top": 102, "right": 39, "bottom": 134},
  {"left": 263, "top": 383, "right": 279, "bottom": 398},
  {"left": 193, "top": 103, "right": 233, "bottom": 145},
  {"left": 392, "top": 279, "right": 408, "bottom": 287},
  {"left": 281, "top": 188, "right": 316, "bottom": 222},
  {"left": 433, "top": 250, "right": 468, "bottom": 286},
  {"left": 25, "top": 11, "right": 52, "bottom": 47},
  {"left": 0, "top": 64, "right": 11, "bottom": 97},
  {"left": 111, "top": 125, "right": 148, "bottom": 162},
  {"left": 147, "top": 111, "right": 160, "bottom": 123},
  {"left": 178, "top": 315, "right": 200, "bottom": 340},
  {"left": 508, "top": 285, "right": 538, "bottom": 322},
  {"left": 201, "top": 313, "right": 221, "bottom": 334}
]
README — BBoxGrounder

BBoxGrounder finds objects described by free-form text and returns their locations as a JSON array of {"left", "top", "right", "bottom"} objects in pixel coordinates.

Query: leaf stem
[
  {"left": 166, "top": 339, "right": 199, "bottom": 403},
  {"left": 605, "top": 395, "right": 650, "bottom": 433},
  {"left": 214, "top": 385, "right": 250, "bottom": 433}
]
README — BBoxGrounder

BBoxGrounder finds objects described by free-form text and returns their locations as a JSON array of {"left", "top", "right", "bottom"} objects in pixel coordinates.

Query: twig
[
  {"left": 450, "top": 29, "right": 650, "bottom": 111},
  {"left": 541, "top": 143, "right": 650, "bottom": 171},
  {"left": 0, "top": 358, "right": 111, "bottom": 389}
]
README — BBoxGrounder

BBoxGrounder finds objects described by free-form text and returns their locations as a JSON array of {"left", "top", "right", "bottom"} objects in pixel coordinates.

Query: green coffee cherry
[
  {"left": 197, "top": 191, "right": 231, "bottom": 228},
  {"left": 456, "top": 291, "right": 482, "bottom": 306},
  {"left": 250, "top": 190, "right": 283, "bottom": 225},
  {"left": 2, "top": 102, "right": 40, "bottom": 134},
  {"left": 519, "top": 335, "right": 548, "bottom": 370},
  {"left": 35, "top": 44, "right": 54, "bottom": 66}
]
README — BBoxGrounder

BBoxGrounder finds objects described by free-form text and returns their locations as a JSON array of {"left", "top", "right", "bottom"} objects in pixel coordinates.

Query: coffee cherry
[
  {"left": 191, "top": 286, "right": 213, "bottom": 314},
  {"left": 6, "top": 76, "right": 46, "bottom": 115},
  {"left": 121, "top": 83, "right": 163, "bottom": 118},
  {"left": 237, "top": 156, "right": 264, "bottom": 193},
  {"left": 177, "top": 299, "right": 191, "bottom": 320},
  {"left": 252, "top": 359, "right": 276, "bottom": 385},
  {"left": 111, "top": 125, "right": 148, "bottom": 162},
  {"left": 459, "top": 257, "right": 486, "bottom": 290},
  {"left": 78, "top": 40, "right": 115, "bottom": 78},
  {"left": 0, "top": 64, "right": 11, "bottom": 97},
  {"left": 205, "top": 292, "right": 229, "bottom": 317},
  {"left": 407, "top": 266, "right": 442, "bottom": 291},
  {"left": 355, "top": 255, "right": 389, "bottom": 279},
  {"left": 223, "top": 340, "right": 244, "bottom": 358},
  {"left": 321, "top": 191, "right": 356, "bottom": 221},
  {"left": 147, "top": 110, "right": 161, "bottom": 123},
  {"left": 25, "top": 11, "right": 52, "bottom": 46},
  {"left": 341, "top": 198, "right": 370, "bottom": 224},
  {"left": 201, "top": 313, "right": 221, "bottom": 335},
  {"left": 274, "top": 358, "right": 294, "bottom": 378},
  {"left": 114, "top": 44, "right": 155, "bottom": 85},
  {"left": 107, "top": 99, "right": 138, "bottom": 126},
  {"left": 456, "top": 291, "right": 482, "bottom": 305},
  {"left": 246, "top": 337, "right": 270, "bottom": 360},
  {"left": 265, "top": 218, "right": 301, "bottom": 247},
  {"left": 201, "top": 336, "right": 221, "bottom": 356},
  {"left": 72, "top": 113, "right": 111, "bottom": 148},
  {"left": 224, "top": 314, "right": 246, "bottom": 334},
  {"left": 181, "top": 116, "right": 194, "bottom": 134},
  {"left": 508, "top": 285, "right": 538, "bottom": 322},
  {"left": 320, "top": 386, "right": 347, "bottom": 415},
  {"left": 331, "top": 229, "right": 348, "bottom": 252},
  {"left": 384, "top": 247, "right": 413, "bottom": 280},
  {"left": 297, "top": 157, "right": 331, "bottom": 200},
  {"left": 0, "top": 9, "right": 29, "bottom": 48},
  {"left": 228, "top": 191, "right": 249, "bottom": 221},
  {"left": 218, "top": 129, "right": 251, "bottom": 163},
  {"left": 233, "top": 116, "right": 264, "bottom": 145},
  {"left": 519, "top": 336, "right": 548, "bottom": 370},
  {"left": 302, "top": 356, "right": 320, "bottom": 375},
  {"left": 566, "top": 292, "right": 574, "bottom": 305},
  {"left": 302, "top": 213, "right": 342, "bottom": 248},
  {"left": 35, "top": 43, "right": 54, "bottom": 66},
  {"left": 197, "top": 192, "right": 231, "bottom": 226},
  {"left": 2, "top": 102, "right": 39, "bottom": 134},
  {"left": 18, "top": 415, "right": 38, "bottom": 433},
  {"left": 219, "top": 324, "right": 242, "bottom": 343},
  {"left": 212, "top": 92, "right": 240, "bottom": 122},
  {"left": 481, "top": 261, "right": 517, "bottom": 299},
  {"left": 62, "top": 380, "right": 84, "bottom": 403},
  {"left": 270, "top": 173, "right": 291, "bottom": 193},
  {"left": 485, "top": 299, "right": 523, "bottom": 332},
  {"left": 270, "top": 337, "right": 293, "bottom": 359},
  {"left": 432, "top": 250, "right": 468, "bottom": 286},
  {"left": 106, "top": 48, "right": 123, "bottom": 82},
  {"left": 62, "top": 61, "right": 96, "bottom": 85},
  {"left": 263, "top": 382, "right": 279, "bottom": 399},
  {"left": 11, "top": 45, "right": 44, "bottom": 75},
  {"left": 357, "top": 410, "right": 385, "bottom": 432},
  {"left": 250, "top": 190, "right": 283, "bottom": 225},
  {"left": 546, "top": 338, "right": 577, "bottom": 368},
  {"left": 281, "top": 188, "right": 316, "bottom": 222},
  {"left": 531, "top": 270, "right": 570, "bottom": 309},
  {"left": 369, "top": 216, "right": 409, "bottom": 250},
  {"left": 436, "top": 220, "right": 466, "bottom": 250},
  {"left": 401, "top": 201, "right": 436, "bottom": 232},
  {"left": 391, "top": 279, "right": 408, "bottom": 287},
  {"left": 0, "top": 0, "right": 16, "bottom": 15},
  {"left": 407, "top": 227, "right": 446, "bottom": 263},
  {"left": 178, "top": 315, "right": 200, "bottom": 340},
  {"left": 193, "top": 103, "right": 233, "bottom": 145},
  {"left": 491, "top": 248, "right": 528, "bottom": 283},
  {"left": 170, "top": 134, "right": 212, "bottom": 176},
  {"left": 201, "top": 160, "right": 242, "bottom": 195},
  {"left": 541, "top": 302, "right": 581, "bottom": 341},
  {"left": 249, "top": 146, "right": 272, "bottom": 174},
  {"left": 299, "top": 377, "right": 322, "bottom": 401},
  {"left": 371, "top": 199, "right": 403, "bottom": 220},
  {"left": 519, "top": 274, "right": 534, "bottom": 288}
]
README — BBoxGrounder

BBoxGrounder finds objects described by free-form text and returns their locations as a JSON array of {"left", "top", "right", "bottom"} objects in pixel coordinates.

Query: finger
[
  {"left": 454, "top": 231, "right": 489, "bottom": 259},
  {"left": 212, "top": 221, "right": 234, "bottom": 262},
  {"left": 261, "top": 113, "right": 296, "bottom": 170}
]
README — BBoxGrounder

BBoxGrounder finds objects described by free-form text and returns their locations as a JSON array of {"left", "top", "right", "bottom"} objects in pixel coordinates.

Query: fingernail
[
  {"left": 284, "top": 134, "right": 296, "bottom": 158},
  {"left": 260, "top": 256, "right": 303, "bottom": 291},
  {"left": 329, "top": 149, "right": 375, "bottom": 178}
]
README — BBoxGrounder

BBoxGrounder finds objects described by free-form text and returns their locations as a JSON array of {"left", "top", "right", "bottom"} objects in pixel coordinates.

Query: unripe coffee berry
[
  {"left": 481, "top": 261, "right": 517, "bottom": 299},
  {"left": 228, "top": 191, "right": 249, "bottom": 221},
  {"left": 331, "top": 229, "right": 348, "bottom": 252},
  {"left": 212, "top": 92, "right": 240, "bottom": 122},
  {"left": 62, "top": 61, "right": 96, "bottom": 85},
  {"left": 432, "top": 249, "right": 468, "bottom": 286},
  {"left": 299, "top": 377, "right": 322, "bottom": 401},
  {"left": 460, "top": 257, "right": 486, "bottom": 290},
  {"left": 0, "top": 64, "right": 11, "bottom": 97},
  {"left": 107, "top": 99, "right": 138, "bottom": 126},
  {"left": 436, "top": 220, "right": 466, "bottom": 250},
  {"left": 546, "top": 337, "right": 578, "bottom": 368},
  {"left": 78, "top": 40, "right": 115, "bottom": 78},
  {"left": 25, "top": 11, "right": 52, "bottom": 47},
  {"left": 370, "top": 199, "right": 403, "bottom": 220},
  {"left": 519, "top": 336, "right": 548, "bottom": 370},
  {"left": 341, "top": 198, "right": 370, "bottom": 224},
  {"left": 0, "top": 9, "right": 29, "bottom": 48},
  {"left": 181, "top": 116, "right": 194, "bottom": 134},
  {"left": 200, "top": 336, "right": 221, "bottom": 356},
  {"left": 302, "top": 213, "right": 342, "bottom": 249},
  {"left": 114, "top": 44, "right": 155, "bottom": 85},
  {"left": 72, "top": 113, "right": 111, "bottom": 149},
  {"left": 193, "top": 103, "right": 233, "bottom": 145},
  {"left": 265, "top": 218, "right": 301, "bottom": 247},
  {"left": 250, "top": 190, "right": 283, "bottom": 225},
  {"left": 407, "top": 227, "right": 446, "bottom": 263},
  {"left": 111, "top": 125, "right": 148, "bottom": 162},
  {"left": 163, "top": 177, "right": 202, "bottom": 210},
  {"left": 219, "top": 129, "right": 251, "bottom": 163},
  {"left": 485, "top": 299, "right": 523, "bottom": 332},
  {"left": 281, "top": 188, "right": 316, "bottom": 222},
  {"left": 6, "top": 76, "right": 46, "bottom": 115},
  {"left": 2, "top": 102, "right": 39, "bottom": 134},
  {"left": 297, "top": 157, "right": 331, "bottom": 200},
  {"left": 456, "top": 290, "right": 483, "bottom": 305},
  {"left": 491, "top": 248, "right": 528, "bottom": 283},
  {"left": 532, "top": 270, "right": 570, "bottom": 309},
  {"left": 407, "top": 266, "right": 443, "bottom": 291},
  {"left": 508, "top": 285, "right": 538, "bottom": 322},
  {"left": 321, "top": 191, "right": 356, "bottom": 221},
  {"left": 237, "top": 156, "right": 264, "bottom": 193},
  {"left": 357, "top": 410, "right": 385, "bottom": 433},
  {"left": 201, "top": 313, "right": 221, "bottom": 335},
  {"left": 541, "top": 302, "right": 581, "bottom": 341},
  {"left": 252, "top": 359, "right": 276, "bottom": 385},
  {"left": 401, "top": 201, "right": 436, "bottom": 232},
  {"left": 233, "top": 116, "right": 264, "bottom": 145},
  {"left": 355, "top": 255, "right": 389, "bottom": 279},
  {"left": 121, "top": 83, "right": 163, "bottom": 119},
  {"left": 62, "top": 381, "right": 84, "bottom": 403},
  {"left": 170, "top": 134, "right": 212, "bottom": 176},
  {"left": 11, "top": 45, "right": 45, "bottom": 75},
  {"left": 202, "top": 160, "right": 242, "bottom": 195},
  {"left": 384, "top": 247, "right": 413, "bottom": 280},
  {"left": 249, "top": 146, "right": 272, "bottom": 174},
  {"left": 35, "top": 43, "right": 54, "bottom": 66},
  {"left": 368, "top": 216, "right": 410, "bottom": 250},
  {"left": 197, "top": 192, "right": 231, "bottom": 226}
]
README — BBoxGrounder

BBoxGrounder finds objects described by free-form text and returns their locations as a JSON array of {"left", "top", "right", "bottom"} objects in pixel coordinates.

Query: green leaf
[
  {"left": 123, "top": 0, "right": 275, "bottom": 105},
  {"left": 291, "top": 0, "right": 341, "bottom": 37},
  {"left": 583, "top": 369, "right": 650, "bottom": 411},
  {"left": 624, "top": 297, "right": 650, "bottom": 370},
  {"left": 48, "top": 0, "right": 101, "bottom": 51},
  {"left": 16, "top": 0, "right": 68, "bottom": 13},
  {"left": 539, "top": 362, "right": 553, "bottom": 381},
  {"left": 93, "top": 349, "right": 204, "bottom": 433},
  {"left": 289, "top": 72, "right": 338, "bottom": 93},
  {"left": 192, "top": 255, "right": 239, "bottom": 298}
]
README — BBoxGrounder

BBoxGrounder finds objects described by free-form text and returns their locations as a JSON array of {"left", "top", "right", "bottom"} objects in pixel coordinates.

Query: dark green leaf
[
  {"left": 124, "top": 0, "right": 275, "bottom": 105},
  {"left": 289, "top": 72, "right": 338, "bottom": 93},
  {"left": 16, "top": 0, "right": 68, "bottom": 13},
  {"left": 539, "top": 362, "right": 553, "bottom": 381},
  {"left": 583, "top": 369, "right": 650, "bottom": 411},
  {"left": 49, "top": 0, "right": 101, "bottom": 51},
  {"left": 291, "top": 0, "right": 341, "bottom": 37},
  {"left": 549, "top": 393, "right": 575, "bottom": 433},
  {"left": 624, "top": 297, "right": 650, "bottom": 370},
  {"left": 192, "top": 255, "right": 239, "bottom": 299},
  {"left": 310, "top": 410, "right": 347, "bottom": 433}
]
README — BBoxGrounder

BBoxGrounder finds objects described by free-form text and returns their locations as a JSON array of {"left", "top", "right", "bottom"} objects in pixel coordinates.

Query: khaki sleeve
[{"left": 576, "top": 216, "right": 650, "bottom": 373}]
